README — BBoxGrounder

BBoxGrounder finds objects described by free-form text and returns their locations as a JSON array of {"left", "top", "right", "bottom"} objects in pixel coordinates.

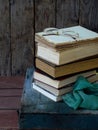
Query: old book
[
  {"left": 33, "top": 83, "right": 62, "bottom": 102},
  {"left": 87, "top": 74, "right": 98, "bottom": 83},
  {"left": 34, "top": 80, "right": 72, "bottom": 96},
  {"left": 34, "top": 69, "right": 96, "bottom": 89},
  {"left": 34, "top": 74, "right": 98, "bottom": 96},
  {"left": 35, "top": 25, "right": 98, "bottom": 49},
  {"left": 36, "top": 42, "right": 98, "bottom": 65},
  {"left": 33, "top": 74, "right": 98, "bottom": 102},
  {"left": 35, "top": 57, "right": 98, "bottom": 78}
]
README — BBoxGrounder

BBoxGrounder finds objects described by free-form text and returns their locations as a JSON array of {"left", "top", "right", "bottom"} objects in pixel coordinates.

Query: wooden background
[{"left": 0, "top": 0, "right": 98, "bottom": 76}]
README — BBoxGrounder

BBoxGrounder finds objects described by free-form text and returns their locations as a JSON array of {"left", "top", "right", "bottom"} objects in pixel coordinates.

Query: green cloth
[{"left": 63, "top": 76, "right": 98, "bottom": 110}]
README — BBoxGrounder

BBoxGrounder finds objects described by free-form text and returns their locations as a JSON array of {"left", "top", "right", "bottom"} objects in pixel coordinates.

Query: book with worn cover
[
  {"left": 35, "top": 26, "right": 98, "bottom": 65},
  {"left": 35, "top": 57, "right": 98, "bottom": 78},
  {"left": 33, "top": 74, "right": 98, "bottom": 101},
  {"left": 33, "top": 83, "right": 62, "bottom": 102},
  {"left": 35, "top": 25, "right": 98, "bottom": 49},
  {"left": 34, "top": 74, "right": 98, "bottom": 96},
  {"left": 34, "top": 69, "right": 96, "bottom": 89},
  {"left": 34, "top": 80, "right": 73, "bottom": 96},
  {"left": 36, "top": 42, "right": 98, "bottom": 65}
]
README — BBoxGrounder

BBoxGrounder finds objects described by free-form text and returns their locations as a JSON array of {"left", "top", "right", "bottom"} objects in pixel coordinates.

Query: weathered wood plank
[
  {"left": 0, "top": 110, "right": 18, "bottom": 128},
  {"left": 79, "top": 0, "right": 98, "bottom": 32},
  {"left": 0, "top": 76, "right": 24, "bottom": 88},
  {"left": 0, "top": 0, "right": 11, "bottom": 76},
  {"left": 0, "top": 97, "right": 21, "bottom": 109},
  {"left": 35, "top": 0, "right": 56, "bottom": 32},
  {"left": 11, "top": 0, "right": 34, "bottom": 75},
  {"left": 56, "top": 0, "right": 79, "bottom": 28},
  {"left": 0, "top": 0, "right": 98, "bottom": 75},
  {"left": 0, "top": 89, "right": 22, "bottom": 97}
]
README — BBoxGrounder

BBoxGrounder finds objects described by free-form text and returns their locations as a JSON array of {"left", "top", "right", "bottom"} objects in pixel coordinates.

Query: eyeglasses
[{"left": 42, "top": 27, "right": 79, "bottom": 40}]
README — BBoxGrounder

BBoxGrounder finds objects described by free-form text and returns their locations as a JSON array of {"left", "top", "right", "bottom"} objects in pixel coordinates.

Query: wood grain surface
[
  {"left": 35, "top": 0, "right": 56, "bottom": 32},
  {"left": 56, "top": 0, "right": 79, "bottom": 28},
  {"left": 0, "top": 0, "right": 10, "bottom": 76},
  {"left": 79, "top": 0, "right": 98, "bottom": 32},
  {"left": 0, "top": 0, "right": 98, "bottom": 75},
  {"left": 11, "top": 0, "right": 34, "bottom": 75}
]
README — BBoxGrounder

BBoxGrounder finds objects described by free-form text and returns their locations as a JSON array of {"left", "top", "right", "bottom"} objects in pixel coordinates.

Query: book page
[
  {"left": 43, "top": 35, "right": 74, "bottom": 44},
  {"left": 36, "top": 26, "right": 98, "bottom": 45}
]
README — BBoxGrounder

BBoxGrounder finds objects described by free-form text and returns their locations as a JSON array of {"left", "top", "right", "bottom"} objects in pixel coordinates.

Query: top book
[{"left": 35, "top": 25, "right": 98, "bottom": 49}]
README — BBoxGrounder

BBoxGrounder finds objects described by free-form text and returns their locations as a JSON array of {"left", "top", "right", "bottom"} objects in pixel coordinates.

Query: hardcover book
[
  {"left": 33, "top": 74, "right": 98, "bottom": 102},
  {"left": 35, "top": 26, "right": 98, "bottom": 65},
  {"left": 34, "top": 80, "right": 73, "bottom": 96},
  {"left": 34, "top": 69, "right": 96, "bottom": 89},
  {"left": 35, "top": 57, "right": 98, "bottom": 78},
  {"left": 33, "top": 83, "right": 62, "bottom": 102},
  {"left": 36, "top": 42, "right": 98, "bottom": 65},
  {"left": 34, "top": 74, "right": 98, "bottom": 96},
  {"left": 35, "top": 25, "right": 98, "bottom": 49}
]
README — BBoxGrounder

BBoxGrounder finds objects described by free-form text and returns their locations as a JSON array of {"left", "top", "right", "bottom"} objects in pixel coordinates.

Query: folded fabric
[{"left": 62, "top": 76, "right": 98, "bottom": 110}]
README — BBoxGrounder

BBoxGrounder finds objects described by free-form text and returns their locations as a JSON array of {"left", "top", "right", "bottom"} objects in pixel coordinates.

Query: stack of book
[{"left": 33, "top": 25, "right": 98, "bottom": 102}]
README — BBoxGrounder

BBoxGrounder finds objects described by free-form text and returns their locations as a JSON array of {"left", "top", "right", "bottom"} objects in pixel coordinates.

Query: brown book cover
[{"left": 35, "top": 57, "right": 98, "bottom": 78}]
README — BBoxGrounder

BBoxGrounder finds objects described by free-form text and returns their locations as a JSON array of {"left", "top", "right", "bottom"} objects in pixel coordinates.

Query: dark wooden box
[{"left": 19, "top": 86, "right": 98, "bottom": 130}]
